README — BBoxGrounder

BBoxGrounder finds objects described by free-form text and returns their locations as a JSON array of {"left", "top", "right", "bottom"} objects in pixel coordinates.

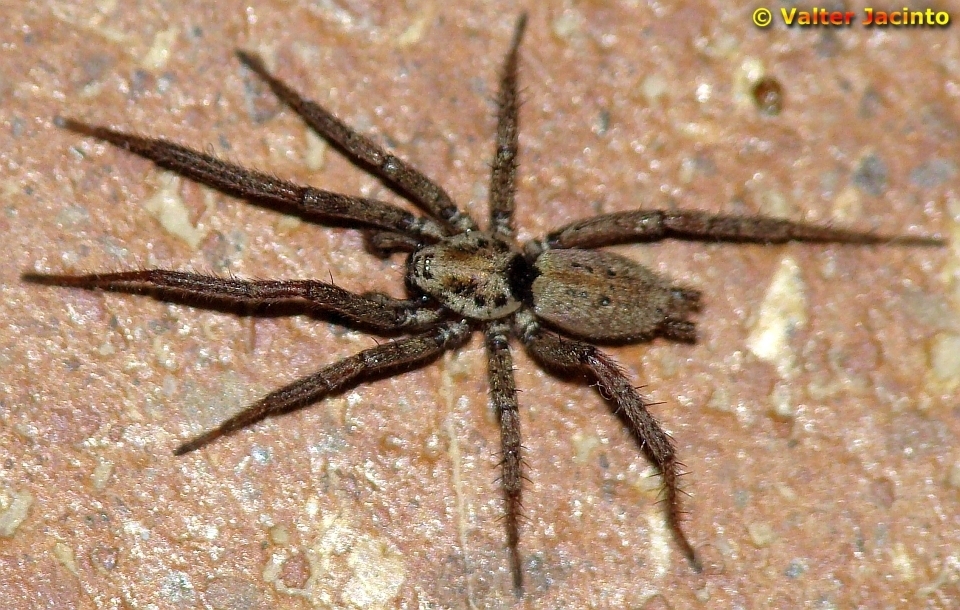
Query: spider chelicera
[{"left": 24, "top": 14, "right": 943, "bottom": 595}]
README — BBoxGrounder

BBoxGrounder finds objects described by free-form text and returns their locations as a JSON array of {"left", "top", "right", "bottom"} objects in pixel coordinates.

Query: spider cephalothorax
[
  {"left": 24, "top": 14, "right": 942, "bottom": 595},
  {"left": 408, "top": 232, "right": 528, "bottom": 320}
]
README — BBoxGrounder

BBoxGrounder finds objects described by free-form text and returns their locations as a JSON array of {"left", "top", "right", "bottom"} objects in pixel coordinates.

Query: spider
[{"left": 24, "top": 13, "right": 943, "bottom": 595}]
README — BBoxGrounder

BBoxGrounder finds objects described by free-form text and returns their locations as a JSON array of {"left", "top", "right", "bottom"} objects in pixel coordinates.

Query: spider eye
[{"left": 419, "top": 254, "right": 433, "bottom": 279}]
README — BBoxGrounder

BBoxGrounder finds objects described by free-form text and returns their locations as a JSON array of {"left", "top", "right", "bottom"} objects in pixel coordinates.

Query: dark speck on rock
[
  {"left": 80, "top": 54, "right": 113, "bottom": 88},
  {"left": 858, "top": 87, "right": 882, "bottom": 119},
  {"left": 785, "top": 559, "right": 806, "bottom": 578},
  {"left": 157, "top": 73, "right": 174, "bottom": 94},
  {"left": 204, "top": 229, "right": 247, "bottom": 272},
  {"left": 10, "top": 117, "right": 25, "bottom": 138},
  {"left": 752, "top": 77, "right": 784, "bottom": 116},
  {"left": 852, "top": 153, "right": 888, "bottom": 197},
  {"left": 910, "top": 158, "right": 957, "bottom": 189},
  {"left": 243, "top": 77, "right": 281, "bottom": 124},
  {"left": 594, "top": 109, "right": 610, "bottom": 136},
  {"left": 815, "top": 30, "right": 841, "bottom": 57},
  {"left": 129, "top": 69, "right": 151, "bottom": 98},
  {"left": 921, "top": 104, "right": 960, "bottom": 140}
]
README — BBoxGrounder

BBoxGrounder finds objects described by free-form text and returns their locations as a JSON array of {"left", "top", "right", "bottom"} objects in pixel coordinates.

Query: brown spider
[{"left": 24, "top": 14, "right": 943, "bottom": 595}]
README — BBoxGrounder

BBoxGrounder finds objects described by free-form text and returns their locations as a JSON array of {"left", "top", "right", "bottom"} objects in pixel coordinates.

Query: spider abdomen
[
  {"left": 407, "top": 232, "right": 524, "bottom": 320},
  {"left": 531, "top": 248, "right": 695, "bottom": 342}
]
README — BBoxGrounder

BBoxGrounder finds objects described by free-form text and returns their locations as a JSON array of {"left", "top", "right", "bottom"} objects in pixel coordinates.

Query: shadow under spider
[{"left": 23, "top": 12, "right": 944, "bottom": 597}]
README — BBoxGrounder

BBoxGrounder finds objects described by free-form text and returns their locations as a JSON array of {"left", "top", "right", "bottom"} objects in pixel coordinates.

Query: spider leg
[
  {"left": 364, "top": 231, "right": 422, "bottom": 257},
  {"left": 174, "top": 320, "right": 470, "bottom": 454},
  {"left": 22, "top": 270, "right": 444, "bottom": 331},
  {"left": 484, "top": 320, "right": 524, "bottom": 595},
  {"left": 235, "top": 51, "right": 478, "bottom": 234},
  {"left": 533, "top": 209, "right": 945, "bottom": 251},
  {"left": 514, "top": 311, "right": 701, "bottom": 572},
  {"left": 488, "top": 14, "right": 526, "bottom": 241},
  {"left": 59, "top": 119, "right": 445, "bottom": 242}
]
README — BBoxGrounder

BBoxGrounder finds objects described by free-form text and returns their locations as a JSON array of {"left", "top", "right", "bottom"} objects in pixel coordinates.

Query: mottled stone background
[{"left": 2, "top": 0, "right": 959, "bottom": 608}]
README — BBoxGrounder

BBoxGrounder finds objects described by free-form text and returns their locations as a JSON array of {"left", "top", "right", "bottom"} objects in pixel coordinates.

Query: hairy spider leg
[
  {"left": 488, "top": 13, "right": 525, "bottom": 242},
  {"left": 485, "top": 320, "right": 524, "bottom": 594},
  {"left": 173, "top": 321, "right": 471, "bottom": 454},
  {"left": 483, "top": 14, "right": 528, "bottom": 595},
  {"left": 537, "top": 209, "right": 945, "bottom": 251},
  {"left": 57, "top": 118, "right": 446, "bottom": 242},
  {"left": 22, "top": 270, "right": 445, "bottom": 331},
  {"left": 235, "top": 51, "right": 478, "bottom": 234},
  {"left": 515, "top": 311, "right": 701, "bottom": 572}
]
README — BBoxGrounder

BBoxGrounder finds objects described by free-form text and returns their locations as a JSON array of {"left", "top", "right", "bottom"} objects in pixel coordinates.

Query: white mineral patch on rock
[
  {"left": 144, "top": 175, "right": 207, "bottom": 249},
  {"left": 0, "top": 490, "right": 34, "bottom": 537},
  {"left": 747, "top": 256, "right": 808, "bottom": 378}
]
